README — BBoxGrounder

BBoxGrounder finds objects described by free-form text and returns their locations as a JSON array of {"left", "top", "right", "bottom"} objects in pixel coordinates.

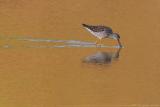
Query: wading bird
[{"left": 82, "top": 24, "right": 122, "bottom": 47}]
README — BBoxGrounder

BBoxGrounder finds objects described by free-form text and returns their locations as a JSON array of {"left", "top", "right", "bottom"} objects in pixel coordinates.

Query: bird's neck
[{"left": 108, "top": 34, "right": 117, "bottom": 40}]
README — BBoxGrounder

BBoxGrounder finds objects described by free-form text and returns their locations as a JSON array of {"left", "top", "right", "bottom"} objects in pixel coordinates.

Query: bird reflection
[{"left": 83, "top": 48, "right": 121, "bottom": 64}]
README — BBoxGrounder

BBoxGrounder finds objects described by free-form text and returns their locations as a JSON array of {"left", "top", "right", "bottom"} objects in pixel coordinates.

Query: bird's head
[
  {"left": 109, "top": 33, "right": 120, "bottom": 40},
  {"left": 109, "top": 33, "right": 122, "bottom": 47}
]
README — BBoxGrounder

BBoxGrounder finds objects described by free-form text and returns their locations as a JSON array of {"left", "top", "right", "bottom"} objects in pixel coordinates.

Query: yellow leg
[
  {"left": 98, "top": 39, "right": 102, "bottom": 47},
  {"left": 95, "top": 39, "right": 99, "bottom": 45},
  {"left": 100, "top": 39, "right": 102, "bottom": 45}
]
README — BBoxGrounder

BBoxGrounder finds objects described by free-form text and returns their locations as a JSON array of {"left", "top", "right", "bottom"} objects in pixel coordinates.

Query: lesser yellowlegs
[{"left": 82, "top": 24, "right": 122, "bottom": 47}]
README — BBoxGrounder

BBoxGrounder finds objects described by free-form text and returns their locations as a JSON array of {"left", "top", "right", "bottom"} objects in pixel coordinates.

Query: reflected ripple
[{"left": 83, "top": 48, "right": 121, "bottom": 64}]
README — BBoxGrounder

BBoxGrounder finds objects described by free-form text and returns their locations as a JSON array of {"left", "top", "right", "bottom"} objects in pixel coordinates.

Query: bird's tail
[{"left": 82, "top": 24, "right": 89, "bottom": 27}]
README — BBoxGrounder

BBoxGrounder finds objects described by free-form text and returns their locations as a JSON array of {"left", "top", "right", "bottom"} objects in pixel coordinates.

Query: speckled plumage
[
  {"left": 82, "top": 24, "right": 113, "bottom": 39},
  {"left": 82, "top": 24, "right": 122, "bottom": 47},
  {"left": 82, "top": 24, "right": 113, "bottom": 33}
]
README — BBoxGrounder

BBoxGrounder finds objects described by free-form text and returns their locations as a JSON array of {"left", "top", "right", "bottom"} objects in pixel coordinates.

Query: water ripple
[{"left": 0, "top": 37, "right": 123, "bottom": 48}]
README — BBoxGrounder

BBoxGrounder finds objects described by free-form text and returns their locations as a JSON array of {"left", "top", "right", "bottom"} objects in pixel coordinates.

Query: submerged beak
[{"left": 117, "top": 39, "right": 122, "bottom": 48}]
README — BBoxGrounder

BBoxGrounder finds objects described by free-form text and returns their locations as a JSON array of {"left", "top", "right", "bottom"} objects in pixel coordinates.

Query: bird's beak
[{"left": 117, "top": 39, "right": 122, "bottom": 48}]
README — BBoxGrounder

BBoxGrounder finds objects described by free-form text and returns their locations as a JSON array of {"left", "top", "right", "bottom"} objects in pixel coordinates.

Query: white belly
[{"left": 85, "top": 28, "right": 107, "bottom": 39}]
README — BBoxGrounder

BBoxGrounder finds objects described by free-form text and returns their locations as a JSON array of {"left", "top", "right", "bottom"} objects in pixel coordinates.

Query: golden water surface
[{"left": 0, "top": 0, "right": 160, "bottom": 106}]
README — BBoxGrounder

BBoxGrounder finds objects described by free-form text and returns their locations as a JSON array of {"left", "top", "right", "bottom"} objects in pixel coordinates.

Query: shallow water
[
  {"left": 0, "top": 36, "right": 122, "bottom": 48},
  {"left": 0, "top": 0, "right": 160, "bottom": 107}
]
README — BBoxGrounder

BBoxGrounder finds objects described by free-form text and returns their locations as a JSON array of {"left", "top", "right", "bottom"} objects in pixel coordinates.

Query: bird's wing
[
  {"left": 90, "top": 25, "right": 113, "bottom": 33},
  {"left": 104, "top": 26, "right": 113, "bottom": 34},
  {"left": 82, "top": 24, "right": 113, "bottom": 33}
]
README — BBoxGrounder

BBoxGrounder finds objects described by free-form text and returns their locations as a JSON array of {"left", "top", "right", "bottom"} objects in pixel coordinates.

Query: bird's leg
[
  {"left": 95, "top": 39, "right": 99, "bottom": 45},
  {"left": 96, "top": 39, "right": 100, "bottom": 47},
  {"left": 100, "top": 39, "right": 102, "bottom": 45},
  {"left": 99, "top": 39, "right": 102, "bottom": 47}
]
